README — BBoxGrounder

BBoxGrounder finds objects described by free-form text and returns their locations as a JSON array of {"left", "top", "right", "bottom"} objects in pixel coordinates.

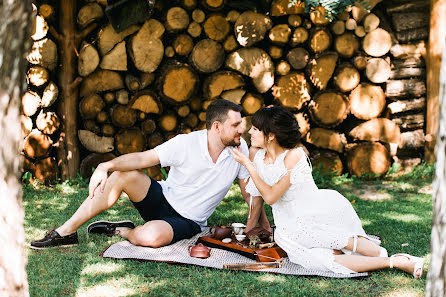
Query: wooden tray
[{"left": 196, "top": 236, "right": 287, "bottom": 262}]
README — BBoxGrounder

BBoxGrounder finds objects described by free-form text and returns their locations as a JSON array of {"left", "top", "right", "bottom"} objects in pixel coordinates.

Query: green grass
[{"left": 24, "top": 165, "right": 434, "bottom": 297}]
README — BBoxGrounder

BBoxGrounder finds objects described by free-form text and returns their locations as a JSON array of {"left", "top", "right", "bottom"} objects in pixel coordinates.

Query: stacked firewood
[
  {"left": 22, "top": 4, "right": 60, "bottom": 182},
  {"left": 22, "top": 0, "right": 430, "bottom": 181}
]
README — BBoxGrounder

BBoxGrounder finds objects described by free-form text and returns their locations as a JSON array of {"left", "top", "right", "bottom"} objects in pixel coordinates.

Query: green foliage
[{"left": 288, "top": 0, "right": 370, "bottom": 20}]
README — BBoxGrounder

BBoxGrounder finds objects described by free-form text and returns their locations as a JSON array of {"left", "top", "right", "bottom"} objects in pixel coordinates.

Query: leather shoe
[
  {"left": 31, "top": 229, "right": 78, "bottom": 249},
  {"left": 87, "top": 220, "right": 135, "bottom": 236}
]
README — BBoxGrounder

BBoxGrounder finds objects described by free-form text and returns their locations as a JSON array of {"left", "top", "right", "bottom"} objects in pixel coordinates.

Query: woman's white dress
[{"left": 245, "top": 148, "right": 377, "bottom": 274}]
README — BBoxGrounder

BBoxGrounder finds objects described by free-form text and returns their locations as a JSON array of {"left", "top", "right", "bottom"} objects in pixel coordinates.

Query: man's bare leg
[
  {"left": 56, "top": 170, "right": 151, "bottom": 236},
  {"left": 117, "top": 220, "right": 174, "bottom": 248}
]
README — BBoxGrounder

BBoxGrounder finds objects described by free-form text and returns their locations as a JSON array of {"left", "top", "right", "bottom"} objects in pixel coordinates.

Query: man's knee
[
  {"left": 110, "top": 170, "right": 144, "bottom": 184},
  {"left": 129, "top": 225, "right": 172, "bottom": 248}
]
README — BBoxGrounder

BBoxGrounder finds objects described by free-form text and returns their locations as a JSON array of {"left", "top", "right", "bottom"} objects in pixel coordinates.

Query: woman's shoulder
[{"left": 283, "top": 147, "right": 305, "bottom": 170}]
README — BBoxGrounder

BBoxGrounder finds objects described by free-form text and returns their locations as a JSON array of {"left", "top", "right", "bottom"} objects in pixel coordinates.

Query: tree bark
[
  {"left": 425, "top": 0, "right": 446, "bottom": 163},
  {"left": 426, "top": 47, "right": 446, "bottom": 297},
  {"left": 0, "top": 1, "right": 32, "bottom": 296},
  {"left": 57, "top": 0, "right": 81, "bottom": 179}
]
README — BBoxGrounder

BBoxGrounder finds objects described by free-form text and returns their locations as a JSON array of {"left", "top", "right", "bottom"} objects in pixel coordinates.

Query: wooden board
[{"left": 196, "top": 236, "right": 287, "bottom": 262}]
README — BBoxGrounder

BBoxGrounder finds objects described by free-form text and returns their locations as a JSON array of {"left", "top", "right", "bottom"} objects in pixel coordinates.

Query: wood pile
[
  {"left": 22, "top": 0, "right": 430, "bottom": 181},
  {"left": 22, "top": 7, "right": 60, "bottom": 183}
]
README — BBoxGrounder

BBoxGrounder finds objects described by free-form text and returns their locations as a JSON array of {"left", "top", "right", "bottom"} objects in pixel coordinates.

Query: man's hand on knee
[{"left": 88, "top": 163, "right": 109, "bottom": 199}]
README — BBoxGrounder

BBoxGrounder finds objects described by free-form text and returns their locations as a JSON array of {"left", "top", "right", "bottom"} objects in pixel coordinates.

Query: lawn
[{"left": 24, "top": 165, "right": 434, "bottom": 297}]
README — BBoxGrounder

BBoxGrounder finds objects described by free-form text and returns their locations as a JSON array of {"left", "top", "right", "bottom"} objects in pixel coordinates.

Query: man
[{"left": 31, "top": 99, "right": 270, "bottom": 249}]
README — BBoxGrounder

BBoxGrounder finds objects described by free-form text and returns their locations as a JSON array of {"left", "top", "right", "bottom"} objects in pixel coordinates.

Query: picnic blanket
[{"left": 101, "top": 229, "right": 373, "bottom": 278}]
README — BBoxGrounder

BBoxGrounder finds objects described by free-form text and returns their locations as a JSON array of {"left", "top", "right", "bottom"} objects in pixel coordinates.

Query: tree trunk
[
  {"left": 425, "top": 0, "right": 446, "bottom": 163},
  {"left": 57, "top": 0, "right": 80, "bottom": 179},
  {"left": 426, "top": 47, "right": 446, "bottom": 297},
  {"left": 0, "top": 1, "right": 31, "bottom": 296}
]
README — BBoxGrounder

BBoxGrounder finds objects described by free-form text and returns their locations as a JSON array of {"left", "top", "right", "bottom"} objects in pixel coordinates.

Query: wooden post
[
  {"left": 56, "top": 0, "right": 80, "bottom": 179},
  {"left": 425, "top": 0, "right": 446, "bottom": 163},
  {"left": 55, "top": 0, "right": 96, "bottom": 179}
]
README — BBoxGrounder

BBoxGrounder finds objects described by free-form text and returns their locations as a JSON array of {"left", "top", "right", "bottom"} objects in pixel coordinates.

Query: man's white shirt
[{"left": 154, "top": 129, "right": 249, "bottom": 229}]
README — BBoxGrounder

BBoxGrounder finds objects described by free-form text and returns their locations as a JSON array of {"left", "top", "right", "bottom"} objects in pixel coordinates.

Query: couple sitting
[{"left": 31, "top": 99, "right": 424, "bottom": 278}]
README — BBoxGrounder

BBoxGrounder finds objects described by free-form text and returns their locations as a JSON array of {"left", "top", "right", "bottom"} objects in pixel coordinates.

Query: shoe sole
[
  {"left": 87, "top": 220, "right": 135, "bottom": 234},
  {"left": 29, "top": 243, "right": 77, "bottom": 250}
]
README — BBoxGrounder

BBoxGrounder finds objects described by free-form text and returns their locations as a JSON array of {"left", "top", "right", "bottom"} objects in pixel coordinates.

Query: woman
[{"left": 230, "top": 106, "right": 424, "bottom": 278}]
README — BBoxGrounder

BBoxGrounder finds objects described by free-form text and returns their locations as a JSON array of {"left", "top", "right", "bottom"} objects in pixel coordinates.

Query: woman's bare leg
[
  {"left": 343, "top": 236, "right": 382, "bottom": 256},
  {"left": 334, "top": 254, "right": 422, "bottom": 277},
  {"left": 56, "top": 170, "right": 151, "bottom": 236}
]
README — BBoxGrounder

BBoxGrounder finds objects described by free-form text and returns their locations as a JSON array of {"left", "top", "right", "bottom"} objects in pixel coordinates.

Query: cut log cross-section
[
  {"left": 366, "top": 58, "right": 391, "bottom": 84},
  {"left": 203, "top": 71, "right": 245, "bottom": 100},
  {"left": 304, "top": 128, "right": 347, "bottom": 153},
  {"left": 22, "top": 91, "right": 41, "bottom": 117},
  {"left": 79, "top": 93, "right": 105, "bottom": 119},
  {"left": 129, "top": 90, "right": 163, "bottom": 114},
  {"left": 241, "top": 93, "right": 264, "bottom": 115},
  {"left": 27, "top": 38, "right": 58, "bottom": 71},
  {"left": 111, "top": 104, "right": 137, "bottom": 128},
  {"left": 80, "top": 69, "right": 124, "bottom": 97},
  {"left": 309, "top": 27, "right": 331, "bottom": 53},
  {"left": 349, "top": 83, "right": 386, "bottom": 120},
  {"left": 234, "top": 11, "right": 272, "bottom": 47},
  {"left": 346, "top": 142, "right": 391, "bottom": 176},
  {"left": 308, "top": 52, "right": 338, "bottom": 90},
  {"left": 204, "top": 14, "right": 230, "bottom": 41},
  {"left": 78, "top": 130, "right": 114, "bottom": 153},
  {"left": 311, "top": 150, "right": 343, "bottom": 176},
  {"left": 349, "top": 118, "right": 401, "bottom": 144},
  {"left": 36, "top": 110, "right": 60, "bottom": 135},
  {"left": 24, "top": 129, "right": 53, "bottom": 159},
  {"left": 128, "top": 19, "right": 165, "bottom": 73},
  {"left": 165, "top": 7, "right": 189, "bottom": 31},
  {"left": 78, "top": 43, "right": 99, "bottom": 77},
  {"left": 190, "top": 39, "right": 225, "bottom": 73},
  {"left": 115, "top": 128, "right": 145, "bottom": 155},
  {"left": 226, "top": 47, "right": 274, "bottom": 93},
  {"left": 273, "top": 72, "right": 311, "bottom": 110},
  {"left": 100, "top": 40, "right": 127, "bottom": 71},
  {"left": 335, "top": 32, "right": 359, "bottom": 58},
  {"left": 363, "top": 28, "right": 392, "bottom": 57},
  {"left": 290, "top": 27, "right": 309, "bottom": 46},
  {"left": 308, "top": 91, "right": 349, "bottom": 128},
  {"left": 287, "top": 47, "right": 309, "bottom": 70},
  {"left": 159, "top": 63, "right": 199, "bottom": 104},
  {"left": 80, "top": 152, "right": 116, "bottom": 179},
  {"left": 333, "top": 63, "right": 360, "bottom": 92}
]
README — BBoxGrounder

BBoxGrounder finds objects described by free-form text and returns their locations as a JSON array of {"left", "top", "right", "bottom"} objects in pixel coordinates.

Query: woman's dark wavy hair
[{"left": 251, "top": 106, "right": 301, "bottom": 149}]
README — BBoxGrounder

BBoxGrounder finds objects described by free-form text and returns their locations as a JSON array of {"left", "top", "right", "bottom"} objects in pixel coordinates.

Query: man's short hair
[{"left": 205, "top": 99, "right": 242, "bottom": 129}]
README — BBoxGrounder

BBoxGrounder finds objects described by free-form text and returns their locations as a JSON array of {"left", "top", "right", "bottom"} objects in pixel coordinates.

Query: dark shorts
[{"left": 131, "top": 177, "right": 201, "bottom": 244}]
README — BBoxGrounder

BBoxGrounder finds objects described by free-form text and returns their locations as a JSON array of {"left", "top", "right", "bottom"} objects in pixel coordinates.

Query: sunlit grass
[{"left": 24, "top": 164, "right": 433, "bottom": 296}]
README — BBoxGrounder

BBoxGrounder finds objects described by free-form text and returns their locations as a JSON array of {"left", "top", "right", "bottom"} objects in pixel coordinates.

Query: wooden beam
[{"left": 425, "top": 0, "right": 446, "bottom": 163}]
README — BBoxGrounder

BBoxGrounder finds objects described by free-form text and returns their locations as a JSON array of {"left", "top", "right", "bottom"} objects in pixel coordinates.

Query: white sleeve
[
  {"left": 245, "top": 176, "right": 262, "bottom": 197},
  {"left": 236, "top": 139, "right": 250, "bottom": 180},
  {"left": 153, "top": 134, "right": 186, "bottom": 168}
]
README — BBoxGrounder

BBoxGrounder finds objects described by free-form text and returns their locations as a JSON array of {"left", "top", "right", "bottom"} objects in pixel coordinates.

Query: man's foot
[
  {"left": 30, "top": 230, "right": 78, "bottom": 249},
  {"left": 87, "top": 220, "right": 135, "bottom": 237}
]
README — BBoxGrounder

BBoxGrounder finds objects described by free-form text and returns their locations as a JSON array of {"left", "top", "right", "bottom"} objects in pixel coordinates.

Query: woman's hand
[{"left": 229, "top": 147, "right": 251, "bottom": 166}]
